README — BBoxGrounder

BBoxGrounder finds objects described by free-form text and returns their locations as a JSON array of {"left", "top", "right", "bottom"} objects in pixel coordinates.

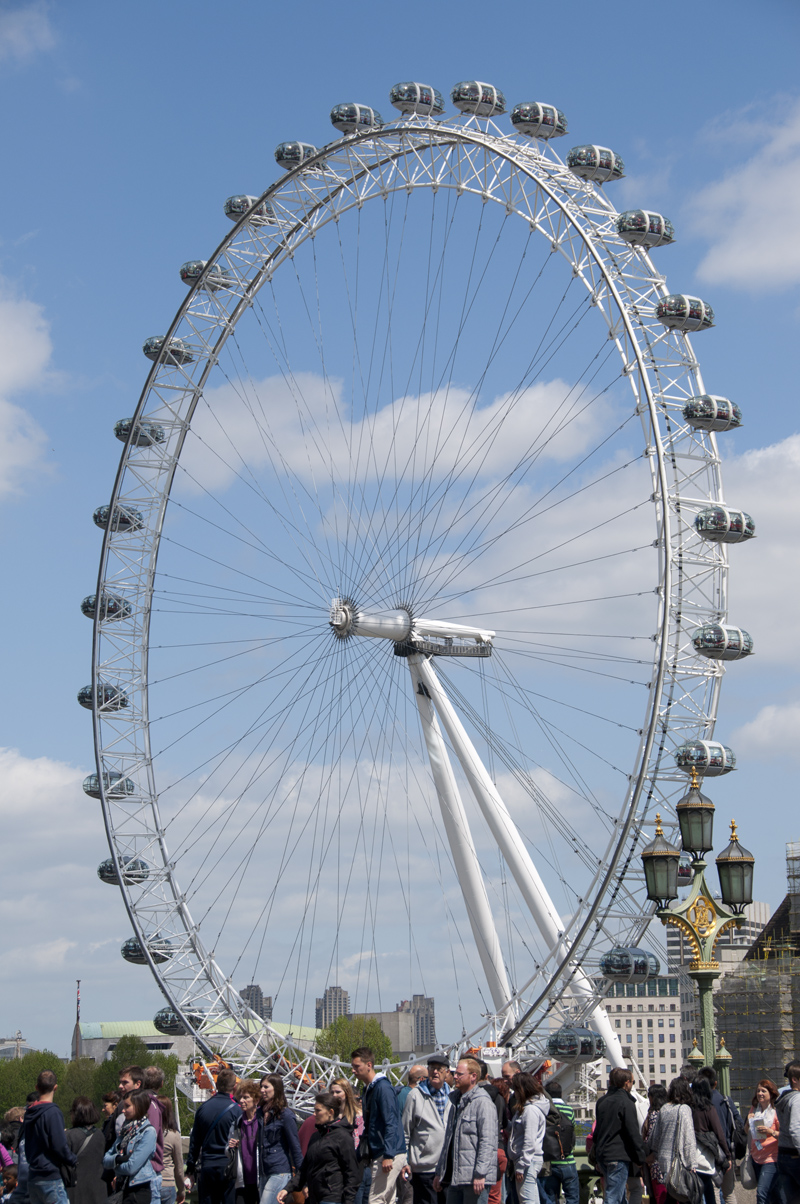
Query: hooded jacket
[
  {"left": 403, "top": 1080, "right": 452, "bottom": 1173},
  {"left": 508, "top": 1097, "right": 549, "bottom": 1175},
  {"left": 291, "top": 1120, "right": 358, "bottom": 1204},
  {"left": 776, "top": 1089, "right": 800, "bottom": 1153},
  {"left": 20, "top": 1102, "right": 77, "bottom": 1180},
  {"left": 435, "top": 1085, "right": 498, "bottom": 1187},
  {"left": 362, "top": 1075, "right": 406, "bottom": 1161}
]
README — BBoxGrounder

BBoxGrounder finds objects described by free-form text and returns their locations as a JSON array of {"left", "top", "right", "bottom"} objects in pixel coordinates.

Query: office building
[
  {"left": 241, "top": 984, "right": 273, "bottom": 1021},
  {"left": 316, "top": 985, "right": 350, "bottom": 1029}
]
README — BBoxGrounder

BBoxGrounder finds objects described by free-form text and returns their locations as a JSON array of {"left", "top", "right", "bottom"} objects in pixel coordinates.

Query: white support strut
[
  {"left": 407, "top": 655, "right": 514, "bottom": 1024},
  {"left": 414, "top": 655, "right": 624, "bottom": 1066}
]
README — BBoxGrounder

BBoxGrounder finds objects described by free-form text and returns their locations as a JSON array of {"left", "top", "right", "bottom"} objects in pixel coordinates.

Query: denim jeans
[
  {"left": 776, "top": 1152, "right": 800, "bottom": 1204},
  {"left": 445, "top": 1185, "right": 490, "bottom": 1204},
  {"left": 150, "top": 1174, "right": 163, "bottom": 1204},
  {"left": 597, "top": 1161, "right": 629, "bottom": 1204},
  {"left": 161, "top": 1187, "right": 177, "bottom": 1204},
  {"left": 28, "top": 1180, "right": 69, "bottom": 1204},
  {"left": 752, "top": 1160, "right": 778, "bottom": 1204},
  {"left": 355, "top": 1161, "right": 373, "bottom": 1204},
  {"left": 259, "top": 1172, "right": 291, "bottom": 1204},
  {"left": 516, "top": 1167, "right": 541, "bottom": 1204},
  {"left": 537, "top": 1164, "right": 580, "bottom": 1204}
]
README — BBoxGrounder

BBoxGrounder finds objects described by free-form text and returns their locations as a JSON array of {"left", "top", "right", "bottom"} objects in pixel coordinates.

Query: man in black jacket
[
  {"left": 20, "top": 1071, "right": 77, "bottom": 1204},
  {"left": 593, "top": 1069, "right": 646, "bottom": 1204},
  {"left": 186, "top": 1069, "right": 242, "bottom": 1204}
]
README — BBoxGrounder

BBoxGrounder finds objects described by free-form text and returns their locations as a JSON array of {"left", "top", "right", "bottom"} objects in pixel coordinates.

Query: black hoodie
[
  {"left": 21, "top": 1102, "right": 77, "bottom": 1179},
  {"left": 291, "top": 1120, "right": 358, "bottom": 1204}
]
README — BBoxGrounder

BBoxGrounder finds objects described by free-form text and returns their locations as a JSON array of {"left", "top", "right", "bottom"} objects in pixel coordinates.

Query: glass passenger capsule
[
  {"left": 450, "top": 81, "right": 506, "bottom": 118},
  {"left": 694, "top": 506, "right": 755, "bottom": 543},
  {"left": 682, "top": 395, "right": 742, "bottom": 432},
  {"left": 599, "top": 947, "right": 660, "bottom": 983},
  {"left": 656, "top": 295, "right": 714, "bottom": 332},
  {"left": 77, "top": 682, "right": 129, "bottom": 711},
  {"left": 153, "top": 1006, "right": 205, "bottom": 1036},
  {"left": 80, "top": 593, "right": 132, "bottom": 622},
  {"left": 274, "top": 142, "right": 319, "bottom": 172},
  {"left": 97, "top": 856, "right": 150, "bottom": 886},
  {"left": 93, "top": 504, "right": 144, "bottom": 533},
  {"left": 121, "top": 936, "right": 175, "bottom": 965},
  {"left": 616, "top": 210, "right": 675, "bottom": 248},
  {"left": 114, "top": 418, "right": 166, "bottom": 447},
  {"left": 330, "top": 103, "right": 383, "bottom": 135},
  {"left": 678, "top": 851, "right": 694, "bottom": 883},
  {"left": 223, "top": 195, "right": 277, "bottom": 224},
  {"left": 567, "top": 145, "right": 625, "bottom": 183},
  {"left": 674, "top": 740, "right": 735, "bottom": 777},
  {"left": 389, "top": 82, "right": 445, "bottom": 117},
  {"left": 546, "top": 1027, "right": 606, "bottom": 1064},
  {"left": 83, "top": 771, "right": 136, "bottom": 800},
  {"left": 179, "top": 260, "right": 232, "bottom": 291},
  {"left": 142, "top": 336, "right": 195, "bottom": 366},
  {"left": 692, "top": 624, "right": 753, "bottom": 661},
  {"left": 510, "top": 102, "right": 567, "bottom": 139}
]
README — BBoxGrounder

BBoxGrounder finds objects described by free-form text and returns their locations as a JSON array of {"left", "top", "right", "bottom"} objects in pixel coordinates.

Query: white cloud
[
  {"left": 723, "top": 433, "right": 800, "bottom": 662},
  {"left": 0, "top": 279, "right": 52, "bottom": 494},
  {"left": 731, "top": 702, "right": 800, "bottom": 762},
  {"left": 690, "top": 99, "right": 800, "bottom": 290},
  {"left": 0, "top": 2, "right": 54, "bottom": 63},
  {"left": 0, "top": 748, "right": 161, "bottom": 1053}
]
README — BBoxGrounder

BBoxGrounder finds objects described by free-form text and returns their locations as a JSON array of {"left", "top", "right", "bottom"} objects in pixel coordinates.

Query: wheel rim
[{"left": 90, "top": 102, "right": 730, "bottom": 1083}]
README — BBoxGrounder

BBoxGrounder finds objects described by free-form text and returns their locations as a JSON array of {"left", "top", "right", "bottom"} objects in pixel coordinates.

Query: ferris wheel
[{"left": 83, "top": 80, "right": 754, "bottom": 1090}]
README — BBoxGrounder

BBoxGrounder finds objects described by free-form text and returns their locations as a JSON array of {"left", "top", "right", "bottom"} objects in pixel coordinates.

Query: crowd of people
[
  {"left": 589, "top": 1060, "right": 800, "bottom": 1204},
  {"left": 1, "top": 1051, "right": 799, "bottom": 1204}
]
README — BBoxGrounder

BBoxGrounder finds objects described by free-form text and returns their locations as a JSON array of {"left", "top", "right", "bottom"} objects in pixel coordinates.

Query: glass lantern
[
  {"left": 676, "top": 767, "right": 715, "bottom": 856},
  {"left": 716, "top": 820, "right": 755, "bottom": 914},
  {"left": 641, "top": 814, "right": 680, "bottom": 906}
]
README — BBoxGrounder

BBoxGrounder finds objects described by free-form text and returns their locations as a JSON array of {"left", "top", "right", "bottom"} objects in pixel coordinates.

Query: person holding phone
[{"left": 747, "top": 1080, "right": 779, "bottom": 1204}]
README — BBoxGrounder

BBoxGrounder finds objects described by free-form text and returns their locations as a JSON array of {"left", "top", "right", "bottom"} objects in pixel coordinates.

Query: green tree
[
  {"left": 315, "top": 1016, "right": 393, "bottom": 1064},
  {"left": 0, "top": 1050, "right": 64, "bottom": 1118}
]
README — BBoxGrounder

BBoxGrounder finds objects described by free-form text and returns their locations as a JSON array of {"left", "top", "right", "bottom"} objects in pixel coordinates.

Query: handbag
[
  {"left": 666, "top": 1109, "right": 703, "bottom": 1204},
  {"left": 739, "top": 1153, "right": 756, "bottom": 1191}
]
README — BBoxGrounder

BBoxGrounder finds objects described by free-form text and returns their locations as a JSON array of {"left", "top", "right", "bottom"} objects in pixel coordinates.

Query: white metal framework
[{"left": 88, "top": 89, "right": 745, "bottom": 1093}]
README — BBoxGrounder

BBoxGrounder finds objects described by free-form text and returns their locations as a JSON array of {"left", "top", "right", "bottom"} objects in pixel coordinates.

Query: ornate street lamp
[
  {"left": 640, "top": 797, "right": 755, "bottom": 1095},
  {"left": 676, "top": 767, "right": 715, "bottom": 857},
  {"left": 641, "top": 814, "right": 680, "bottom": 907},
  {"left": 716, "top": 820, "right": 755, "bottom": 914}
]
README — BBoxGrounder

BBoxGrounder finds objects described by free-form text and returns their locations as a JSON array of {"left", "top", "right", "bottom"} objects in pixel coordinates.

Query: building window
[
  {"left": 671, "top": 1065, "right": 677, "bottom": 1073},
  {"left": 670, "top": 1034, "right": 675, "bottom": 1043},
  {"left": 669, "top": 1018, "right": 675, "bottom": 1028},
  {"left": 615, "top": 1020, "right": 621, "bottom": 1028},
  {"left": 647, "top": 1019, "right": 653, "bottom": 1028},
  {"left": 636, "top": 1019, "right": 642, "bottom": 1028},
  {"left": 626, "top": 1019, "right": 632, "bottom": 1028},
  {"left": 660, "top": 1064, "right": 666, "bottom": 1074}
]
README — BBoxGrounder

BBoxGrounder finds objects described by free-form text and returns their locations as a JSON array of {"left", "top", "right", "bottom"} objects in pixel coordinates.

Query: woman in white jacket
[{"left": 508, "top": 1075, "right": 550, "bottom": 1204}]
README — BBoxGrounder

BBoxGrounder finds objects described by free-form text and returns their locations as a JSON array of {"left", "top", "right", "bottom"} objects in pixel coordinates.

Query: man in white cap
[{"left": 403, "top": 1054, "right": 453, "bottom": 1204}]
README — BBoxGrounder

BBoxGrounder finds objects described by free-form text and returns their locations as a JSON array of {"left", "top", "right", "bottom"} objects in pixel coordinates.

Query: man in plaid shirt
[{"left": 403, "top": 1055, "right": 453, "bottom": 1204}]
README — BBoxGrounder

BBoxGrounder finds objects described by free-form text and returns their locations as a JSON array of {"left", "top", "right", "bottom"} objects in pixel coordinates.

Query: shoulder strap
[
  {"left": 200, "top": 1103, "right": 237, "bottom": 1155},
  {"left": 76, "top": 1130, "right": 95, "bottom": 1158}
]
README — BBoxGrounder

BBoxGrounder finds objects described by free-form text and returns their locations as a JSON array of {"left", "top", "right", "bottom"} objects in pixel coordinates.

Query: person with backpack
[
  {"left": 186, "top": 1069, "right": 242, "bottom": 1204},
  {"left": 695, "top": 1067, "right": 742, "bottom": 1204},
  {"left": 592, "top": 1068, "right": 646, "bottom": 1204},
  {"left": 537, "top": 1084, "right": 577, "bottom": 1204},
  {"left": 507, "top": 1074, "right": 549, "bottom": 1204}
]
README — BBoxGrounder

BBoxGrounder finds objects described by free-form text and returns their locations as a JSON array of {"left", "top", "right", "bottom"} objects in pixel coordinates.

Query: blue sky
[{"left": 1, "top": 0, "right": 799, "bottom": 1056}]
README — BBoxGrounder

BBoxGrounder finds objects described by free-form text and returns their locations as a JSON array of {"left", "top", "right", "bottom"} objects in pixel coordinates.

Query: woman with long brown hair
[{"left": 258, "top": 1075, "right": 302, "bottom": 1204}]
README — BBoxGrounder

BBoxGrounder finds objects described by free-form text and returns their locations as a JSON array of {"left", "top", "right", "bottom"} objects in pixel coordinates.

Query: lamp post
[{"left": 640, "top": 772, "right": 755, "bottom": 1095}]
